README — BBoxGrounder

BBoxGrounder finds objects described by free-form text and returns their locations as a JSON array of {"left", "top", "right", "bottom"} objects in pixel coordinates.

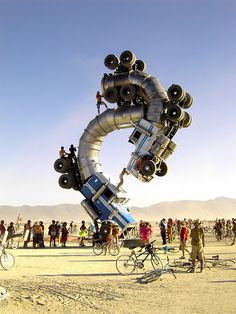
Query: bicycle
[
  {"left": 224, "top": 231, "right": 235, "bottom": 246},
  {"left": 116, "top": 240, "right": 163, "bottom": 275},
  {"left": 93, "top": 239, "right": 120, "bottom": 256},
  {"left": 0, "top": 243, "right": 15, "bottom": 270},
  {"left": 204, "top": 255, "right": 235, "bottom": 267},
  {"left": 138, "top": 255, "right": 177, "bottom": 283}
]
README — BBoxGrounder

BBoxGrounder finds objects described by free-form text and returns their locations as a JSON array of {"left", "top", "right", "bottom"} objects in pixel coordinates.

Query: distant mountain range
[{"left": 0, "top": 197, "right": 235, "bottom": 223}]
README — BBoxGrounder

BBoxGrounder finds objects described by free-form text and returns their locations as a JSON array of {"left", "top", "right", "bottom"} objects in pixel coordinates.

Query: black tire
[
  {"left": 179, "top": 92, "right": 193, "bottom": 109},
  {"left": 103, "top": 87, "right": 119, "bottom": 103},
  {"left": 93, "top": 242, "right": 103, "bottom": 256},
  {"left": 116, "top": 254, "right": 136, "bottom": 275},
  {"left": 135, "top": 60, "right": 146, "bottom": 72},
  {"left": 58, "top": 173, "right": 75, "bottom": 189},
  {"left": 120, "top": 50, "right": 136, "bottom": 67},
  {"left": 54, "top": 158, "right": 71, "bottom": 173},
  {"left": 151, "top": 252, "right": 163, "bottom": 272},
  {"left": 156, "top": 161, "right": 168, "bottom": 177},
  {"left": 166, "top": 104, "right": 184, "bottom": 122},
  {"left": 104, "top": 54, "right": 119, "bottom": 70},
  {"left": 120, "top": 85, "right": 136, "bottom": 101},
  {"left": 181, "top": 112, "right": 192, "bottom": 128},
  {"left": 0, "top": 251, "right": 15, "bottom": 270},
  {"left": 167, "top": 84, "right": 185, "bottom": 103},
  {"left": 140, "top": 159, "right": 156, "bottom": 177}
]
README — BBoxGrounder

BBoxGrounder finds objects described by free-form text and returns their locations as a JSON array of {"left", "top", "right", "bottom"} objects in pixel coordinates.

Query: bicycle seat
[{"left": 212, "top": 255, "right": 219, "bottom": 259}]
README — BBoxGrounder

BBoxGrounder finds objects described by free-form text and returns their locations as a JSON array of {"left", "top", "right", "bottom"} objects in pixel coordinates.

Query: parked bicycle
[
  {"left": 138, "top": 255, "right": 176, "bottom": 283},
  {"left": 170, "top": 255, "right": 235, "bottom": 272},
  {"left": 93, "top": 239, "right": 120, "bottom": 256},
  {"left": 0, "top": 243, "right": 15, "bottom": 270},
  {"left": 116, "top": 240, "right": 163, "bottom": 275}
]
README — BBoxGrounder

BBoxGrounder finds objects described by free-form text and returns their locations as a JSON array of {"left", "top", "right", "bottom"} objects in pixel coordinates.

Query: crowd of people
[
  {"left": 1, "top": 217, "right": 235, "bottom": 260},
  {"left": 213, "top": 218, "right": 236, "bottom": 244}
]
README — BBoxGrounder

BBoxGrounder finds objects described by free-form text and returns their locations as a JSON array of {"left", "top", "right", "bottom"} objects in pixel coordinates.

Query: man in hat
[{"left": 190, "top": 219, "right": 205, "bottom": 272}]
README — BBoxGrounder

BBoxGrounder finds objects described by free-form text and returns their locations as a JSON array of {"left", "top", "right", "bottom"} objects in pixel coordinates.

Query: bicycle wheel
[
  {"left": 151, "top": 252, "right": 163, "bottom": 272},
  {"left": 93, "top": 243, "right": 103, "bottom": 256},
  {"left": 224, "top": 234, "right": 233, "bottom": 246},
  {"left": 215, "top": 259, "right": 235, "bottom": 267},
  {"left": 109, "top": 243, "right": 120, "bottom": 256},
  {"left": 0, "top": 251, "right": 15, "bottom": 270},
  {"left": 116, "top": 254, "right": 136, "bottom": 275}
]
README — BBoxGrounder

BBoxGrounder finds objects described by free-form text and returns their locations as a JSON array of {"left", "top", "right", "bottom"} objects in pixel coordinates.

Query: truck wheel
[
  {"left": 166, "top": 104, "right": 184, "bottom": 122},
  {"left": 140, "top": 160, "right": 156, "bottom": 177},
  {"left": 120, "top": 85, "right": 136, "bottom": 101},
  {"left": 167, "top": 84, "right": 185, "bottom": 103},
  {"left": 54, "top": 158, "right": 70, "bottom": 173},
  {"left": 104, "top": 54, "right": 119, "bottom": 70},
  {"left": 103, "top": 87, "right": 119, "bottom": 103},
  {"left": 156, "top": 162, "right": 168, "bottom": 177},
  {"left": 135, "top": 60, "right": 146, "bottom": 72},
  {"left": 181, "top": 112, "right": 192, "bottom": 128},
  {"left": 179, "top": 92, "right": 193, "bottom": 109},
  {"left": 58, "top": 173, "right": 75, "bottom": 189},
  {"left": 120, "top": 50, "right": 136, "bottom": 67}
]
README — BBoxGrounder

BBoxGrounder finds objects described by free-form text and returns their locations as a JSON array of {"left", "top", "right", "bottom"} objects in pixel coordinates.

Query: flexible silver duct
[
  {"left": 78, "top": 104, "right": 145, "bottom": 182},
  {"left": 101, "top": 70, "right": 168, "bottom": 125}
]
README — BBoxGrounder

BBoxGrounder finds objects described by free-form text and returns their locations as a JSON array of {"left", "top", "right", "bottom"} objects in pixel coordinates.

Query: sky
[{"left": 0, "top": 0, "right": 235, "bottom": 207}]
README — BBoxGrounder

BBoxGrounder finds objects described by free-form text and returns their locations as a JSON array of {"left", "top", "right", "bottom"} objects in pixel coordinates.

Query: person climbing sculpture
[
  {"left": 96, "top": 91, "right": 108, "bottom": 114},
  {"left": 116, "top": 168, "right": 129, "bottom": 191}
]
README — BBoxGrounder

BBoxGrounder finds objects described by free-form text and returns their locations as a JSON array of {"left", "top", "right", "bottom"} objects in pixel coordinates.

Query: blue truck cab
[
  {"left": 127, "top": 118, "right": 175, "bottom": 182},
  {"left": 80, "top": 172, "right": 136, "bottom": 231}
]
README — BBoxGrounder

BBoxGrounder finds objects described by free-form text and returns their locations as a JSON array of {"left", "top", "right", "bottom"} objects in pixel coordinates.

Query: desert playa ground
[{"left": 1, "top": 234, "right": 236, "bottom": 314}]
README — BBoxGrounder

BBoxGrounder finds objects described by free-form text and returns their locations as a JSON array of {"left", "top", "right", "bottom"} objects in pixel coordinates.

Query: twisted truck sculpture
[{"left": 54, "top": 50, "right": 193, "bottom": 231}]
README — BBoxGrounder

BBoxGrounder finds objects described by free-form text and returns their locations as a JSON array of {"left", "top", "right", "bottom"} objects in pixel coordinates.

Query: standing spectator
[
  {"left": 69, "top": 221, "right": 74, "bottom": 234},
  {"left": 139, "top": 221, "right": 145, "bottom": 241},
  {"left": 104, "top": 223, "right": 113, "bottom": 256},
  {"left": 48, "top": 220, "right": 57, "bottom": 247},
  {"left": 6, "top": 222, "right": 15, "bottom": 248},
  {"left": 167, "top": 218, "right": 175, "bottom": 243},
  {"left": 7, "top": 222, "right": 15, "bottom": 236},
  {"left": 56, "top": 221, "right": 61, "bottom": 246},
  {"left": 0, "top": 220, "right": 6, "bottom": 235},
  {"left": 23, "top": 220, "right": 31, "bottom": 248},
  {"left": 32, "top": 222, "right": 43, "bottom": 248},
  {"left": 190, "top": 219, "right": 205, "bottom": 272},
  {"left": 231, "top": 218, "right": 236, "bottom": 246},
  {"left": 39, "top": 221, "right": 45, "bottom": 247},
  {"left": 179, "top": 221, "right": 190, "bottom": 259},
  {"left": 160, "top": 218, "right": 167, "bottom": 245},
  {"left": 79, "top": 221, "right": 87, "bottom": 247},
  {"left": 61, "top": 222, "right": 69, "bottom": 247},
  {"left": 142, "top": 222, "right": 153, "bottom": 244},
  {"left": 112, "top": 224, "right": 120, "bottom": 253}
]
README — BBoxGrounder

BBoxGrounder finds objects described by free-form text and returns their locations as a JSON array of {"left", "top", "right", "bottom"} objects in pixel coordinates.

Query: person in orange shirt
[{"left": 96, "top": 91, "right": 108, "bottom": 114}]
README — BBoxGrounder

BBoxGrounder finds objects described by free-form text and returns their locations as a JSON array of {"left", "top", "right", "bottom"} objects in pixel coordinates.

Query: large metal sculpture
[{"left": 54, "top": 50, "right": 193, "bottom": 231}]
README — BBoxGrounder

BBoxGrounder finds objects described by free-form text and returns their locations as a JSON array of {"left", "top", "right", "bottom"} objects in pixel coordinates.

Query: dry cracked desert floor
[{"left": 0, "top": 234, "right": 236, "bottom": 314}]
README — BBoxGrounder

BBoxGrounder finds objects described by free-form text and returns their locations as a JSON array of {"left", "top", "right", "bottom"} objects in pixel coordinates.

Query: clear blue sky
[{"left": 0, "top": 0, "right": 235, "bottom": 206}]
